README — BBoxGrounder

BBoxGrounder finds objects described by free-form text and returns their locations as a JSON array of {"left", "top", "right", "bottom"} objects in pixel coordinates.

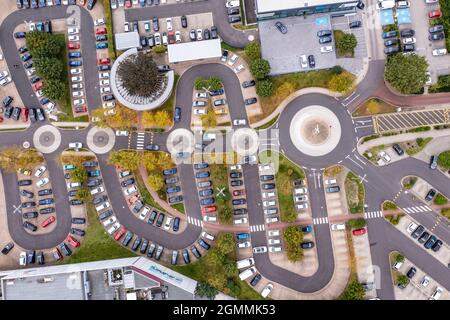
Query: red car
[
  {"left": 98, "top": 57, "right": 110, "bottom": 65},
  {"left": 42, "top": 216, "right": 56, "bottom": 228},
  {"left": 32, "top": 81, "right": 43, "bottom": 92},
  {"left": 201, "top": 205, "right": 217, "bottom": 214},
  {"left": 114, "top": 226, "right": 126, "bottom": 241},
  {"left": 66, "top": 235, "right": 80, "bottom": 248},
  {"left": 125, "top": 0, "right": 132, "bottom": 8},
  {"left": 0, "top": 116, "right": 4, "bottom": 123},
  {"left": 233, "top": 189, "right": 246, "bottom": 196},
  {"left": 428, "top": 10, "right": 442, "bottom": 19},
  {"left": 168, "top": 31, "right": 175, "bottom": 44},
  {"left": 352, "top": 228, "right": 366, "bottom": 236},
  {"left": 95, "top": 27, "right": 107, "bottom": 35},
  {"left": 68, "top": 42, "right": 80, "bottom": 50},
  {"left": 20, "top": 107, "right": 28, "bottom": 122}
]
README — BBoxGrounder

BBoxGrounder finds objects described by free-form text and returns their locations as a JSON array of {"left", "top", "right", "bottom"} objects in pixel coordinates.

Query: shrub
[
  {"left": 283, "top": 226, "right": 303, "bottom": 262},
  {"left": 438, "top": 150, "right": 450, "bottom": 169},
  {"left": 256, "top": 78, "right": 274, "bottom": 97},
  {"left": 340, "top": 279, "right": 365, "bottom": 300},
  {"left": 250, "top": 59, "right": 271, "bottom": 79},
  {"left": 153, "top": 45, "right": 166, "bottom": 54},
  {"left": 395, "top": 253, "right": 405, "bottom": 263},
  {"left": 348, "top": 218, "right": 366, "bottom": 229},
  {"left": 434, "top": 193, "right": 448, "bottom": 205},
  {"left": 328, "top": 72, "right": 354, "bottom": 93},
  {"left": 244, "top": 42, "right": 261, "bottom": 61},
  {"left": 335, "top": 32, "right": 357, "bottom": 56},
  {"left": 384, "top": 53, "right": 428, "bottom": 94}
]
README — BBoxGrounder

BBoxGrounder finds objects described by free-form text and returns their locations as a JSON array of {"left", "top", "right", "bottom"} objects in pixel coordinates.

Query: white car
[
  {"left": 294, "top": 187, "right": 307, "bottom": 195},
  {"left": 226, "top": 0, "right": 240, "bottom": 8},
  {"left": 201, "top": 231, "right": 215, "bottom": 241},
  {"left": 379, "top": 151, "right": 391, "bottom": 163},
  {"left": 45, "top": 102, "right": 56, "bottom": 114},
  {"left": 19, "top": 252, "right": 27, "bottom": 266},
  {"left": 100, "top": 87, "right": 111, "bottom": 94},
  {"left": 68, "top": 27, "right": 79, "bottom": 35},
  {"left": 67, "top": 182, "right": 81, "bottom": 189},
  {"left": 294, "top": 195, "right": 308, "bottom": 202},
  {"left": 99, "top": 79, "right": 110, "bottom": 86},
  {"left": 402, "top": 37, "right": 416, "bottom": 45},
  {"left": 425, "top": 0, "right": 438, "bottom": 2},
  {"left": 296, "top": 203, "right": 308, "bottom": 210},
  {"left": 72, "top": 83, "right": 83, "bottom": 90},
  {"left": 263, "top": 200, "right": 276, "bottom": 207},
  {"left": 268, "top": 229, "right": 280, "bottom": 237},
  {"left": 262, "top": 192, "right": 275, "bottom": 199},
  {"left": 36, "top": 177, "right": 50, "bottom": 187},
  {"left": 193, "top": 108, "right": 206, "bottom": 115},
  {"left": 228, "top": 54, "right": 238, "bottom": 66},
  {"left": 162, "top": 33, "right": 168, "bottom": 45},
  {"left": 139, "top": 206, "right": 150, "bottom": 220},
  {"left": 95, "top": 18, "right": 105, "bottom": 26},
  {"left": 195, "top": 92, "right": 208, "bottom": 99},
  {"left": 330, "top": 223, "right": 346, "bottom": 231},
  {"left": 233, "top": 119, "right": 247, "bottom": 126},
  {"left": 175, "top": 31, "right": 181, "bottom": 43},
  {"left": 196, "top": 29, "right": 203, "bottom": 41},
  {"left": 72, "top": 91, "right": 84, "bottom": 98},
  {"left": 99, "top": 72, "right": 110, "bottom": 79},
  {"left": 266, "top": 216, "right": 278, "bottom": 223},
  {"left": 0, "top": 70, "right": 9, "bottom": 79},
  {"left": 324, "top": 179, "right": 337, "bottom": 185},
  {"left": 90, "top": 186, "right": 105, "bottom": 195},
  {"left": 237, "top": 241, "right": 251, "bottom": 249},
  {"left": 425, "top": 72, "right": 432, "bottom": 86},
  {"left": 103, "top": 216, "right": 117, "bottom": 227},
  {"left": 107, "top": 222, "right": 121, "bottom": 234},
  {"left": 193, "top": 100, "right": 207, "bottom": 107},
  {"left": 34, "top": 165, "right": 47, "bottom": 178},
  {"left": 234, "top": 217, "right": 248, "bottom": 224},
  {"left": 429, "top": 287, "right": 443, "bottom": 300},
  {"left": 396, "top": 0, "right": 410, "bottom": 7},
  {"left": 47, "top": 0, "right": 53, "bottom": 6},
  {"left": 166, "top": 18, "right": 173, "bottom": 31},
  {"left": 163, "top": 216, "right": 173, "bottom": 230},
  {"left": 203, "top": 215, "right": 217, "bottom": 222},
  {"left": 124, "top": 185, "right": 138, "bottom": 196},
  {"left": 233, "top": 64, "right": 245, "bottom": 73},
  {"left": 300, "top": 55, "right": 308, "bottom": 68},
  {"left": 230, "top": 164, "right": 242, "bottom": 171},
  {"left": 0, "top": 77, "right": 12, "bottom": 86},
  {"left": 406, "top": 222, "right": 418, "bottom": 233},
  {"left": 432, "top": 48, "right": 447, "bottom": 56},
  {"left": 261, "top": 283, "right": 273, "bottom": 298},
  {"left": 70, "top": 68, "right": 82, "bottom": 75},
  {"left": 421, "top": 276, "right": 430, "bottom": 288},
  {"left": 124, "top": 22, "right": 130, "bottom": 32},
  {"left": 115, "top": 130, "right": 129, "bottom": 136},
  {"left": 35, "top": 90, "right": 44, "bottom": 98},
  {"left": 26, "top": 68, "right": 35, "bottom": 77},
  {"left": 73, "top": 99, "right": 85, "bottom": 106},
  {"left": 393, "top": 261, "right": 403, "bottom": 271},
  {"left": 104, "top": 108, "right": 116, "bottom": 116},
  {"left": 68, "top": 35, "right": 79, "bottom": 41},
  {"left": 154, "top": 33, "right": 162, "bottom": 46},
  {"left": 320, "top": 46, "right": 333, "bottom": 53},
  {"left": 259, "top": 164, "right": 271, "bottom": 172},
  {"left": 71, "top": 76, "right": 83, "bottom": 82},
  {"left": 268, "top": 238, "right": 280, "bottom": 245},
  {"left": 268, "top": 246, "right": 282, "bottom": 253},
  {"left": 103, "top": 102, "right": 116, "bottom": 109},
  {"left": 252, "top": 246, "right": 268, "bottom": 254},
  {"left": 69, "top": 142, "right": 82, "bottom": 149}
]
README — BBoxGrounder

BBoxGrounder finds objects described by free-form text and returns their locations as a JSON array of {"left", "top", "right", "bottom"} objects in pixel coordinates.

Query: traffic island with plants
[
  {"left": 352, "top": 98, "right": 397, "bottom": 117},
  {"left": 402, "top": 176, "right": 417, "bottom": 189},
  {"left": 209, "top": 163, "right": 233, "bottom": 225},
  {"left": 259, "top": 150, "right": 306, "bottom": 222},
  {"left": 404, "top": 137, "right": 433, "bottom": 156},
  {"left": 324, "top": 165, "right": 343, "bottom": 177},
  {"left": 347, "top": 218, "right": 366, "bottom": 230},
  {"left": 173, "top": 233, "right": 263, "bottom": 300},
  {"left": 389, "top": 252, "right": 408, "bottom": 288},
  {"left": 345, "top": 172, "right": 364, "bottom": 214},
  {"left": 0, "top": 146, "right": 44, "bottom": 172},
  {"left": 383, "top": 201, "right": 404, "bottom": 225},
  {"left": 283, "top": 226, "right": 304, "bottom": 262},
  {"left": 437, "top": 150, "right": 450, "bottom": 170},
  {"left": 384, "top": 53, "right": 428, "bottom": 95},
  {"left": 434, "top": 193, "right": 448, "bottom": 206},
  {"left": 92, "top": 104, "right": 138, "bottom": 130},
  {"left": 334, "top": 30, "right": 358, "bottom": 58}
]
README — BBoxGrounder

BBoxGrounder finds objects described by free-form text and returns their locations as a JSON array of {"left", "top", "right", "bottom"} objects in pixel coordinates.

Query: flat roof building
[
  {"left": 255, "top": 0, "right": 360, "bottom": 21},
  {"left": 114, "top": 31, "right": 140, "bottom": 51},
  {"left": 167, "top": 39, "right": 222, "bottom": 63}
]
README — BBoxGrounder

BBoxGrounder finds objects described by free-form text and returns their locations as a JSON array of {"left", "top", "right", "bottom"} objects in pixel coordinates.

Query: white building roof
[
  {"left": 167, "top": 39, "right": 222, "bottom": 63},
  {"left": 256, "top": 0, "right": 353, "bottom": 13},
  {"left": 115, "top": 31, "right": 140, "bottom": 51}
]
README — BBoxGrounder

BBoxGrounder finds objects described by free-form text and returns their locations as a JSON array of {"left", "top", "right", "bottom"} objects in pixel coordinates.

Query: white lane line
[{"left": 345, "top": 154, "right": 364, "bottom": 169}]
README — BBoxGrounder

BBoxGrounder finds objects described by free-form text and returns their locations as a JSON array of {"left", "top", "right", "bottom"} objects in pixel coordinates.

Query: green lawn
[
  {"left": 209, "top": 164, "right": 232, "bottom": 224},
  {"left": 62, "top": 204, "right": 137, "bottom": 264},
  {"left": 133, "top": 169, "right": 165, "bottom": 212},
  {"left": 171, "top": 203, "right": 185, "bottom": 214}
]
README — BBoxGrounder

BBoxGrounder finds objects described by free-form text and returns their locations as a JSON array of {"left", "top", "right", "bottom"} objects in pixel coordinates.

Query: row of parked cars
[
  {"left": 406, "top": 221, "right": 443, "bottom": 252},
  {"left": 229, "top": 165, "right": 248, "bottom": 225},
  {"left": 192, "top": 163, "right": 217, "bottom": 222},
  {"left": 162, "top": 167, "right": 184, "bottom": 205},
  {"left": 17, "top": 0, "right": 97, "bottom": 9}
]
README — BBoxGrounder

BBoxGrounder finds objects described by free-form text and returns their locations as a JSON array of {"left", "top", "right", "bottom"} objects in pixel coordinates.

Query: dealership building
[{"left": 255, "top": 0, "right": 361, "bottom": 21}]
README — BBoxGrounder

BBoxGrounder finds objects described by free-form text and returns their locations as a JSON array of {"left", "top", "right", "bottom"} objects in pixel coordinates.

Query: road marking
[
  {"left": 364, "top": 211, "right": 383, "bottom": 219},
  {"left": 342, "top": 91, "right": 356, "bottom": 102},
  {"left": 345, "top": 154, "right": 364, "bottom": 169},
  {"left": 187, "top": 216, "right": 203, "bottom": 227},
  {"left": 353, "top": 153, "right": 367, "bottom": 165},
  {"left": 312, "top": 217, "right": 328, "bottom": 225},
  {"left": 12, "top": 204, "right": 22, "bottom": 214},
  {"left": 250, "top": 224, "right": 265, "bottom": 232}
]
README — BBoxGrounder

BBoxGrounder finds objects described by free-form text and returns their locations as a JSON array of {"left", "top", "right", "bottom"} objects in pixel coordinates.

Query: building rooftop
[
  {"left": 167, "top": 39, "right": 222, "bottom": 63},
  {"left": 256, "top": 0, "right": 354, "bottom": 14},
  {"left": 114, "top": 31, "right": 140, "bottom": 51}
]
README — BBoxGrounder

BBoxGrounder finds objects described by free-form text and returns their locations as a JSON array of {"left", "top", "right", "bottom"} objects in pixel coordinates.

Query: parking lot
[{"left": 373, "top": 108, "right": 449, "bottom": 133}]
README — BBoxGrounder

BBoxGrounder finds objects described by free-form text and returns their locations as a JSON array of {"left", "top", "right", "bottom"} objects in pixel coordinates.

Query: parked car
[{"left": 275, "top": 21, "right": 287, "bottom": 34}]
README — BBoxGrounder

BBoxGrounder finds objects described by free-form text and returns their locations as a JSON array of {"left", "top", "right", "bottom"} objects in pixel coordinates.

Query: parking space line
[
  {"left": 384, "top": 114, "right": 404, "bottom": 130},
  {"left": 408, "top": 112, "right": 427, "bottom": 125},
  {"left": 428, "top": 110, "right": 444, "bottom": 123},
  {"left": 396, "top": 113, "right": 415, "bottom": 128},
  {"left": 401, "top": 113, "right": 419, "bottom": 127}
]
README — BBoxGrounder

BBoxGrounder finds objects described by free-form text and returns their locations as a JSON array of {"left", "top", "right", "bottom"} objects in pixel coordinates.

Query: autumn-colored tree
[
  {"left": 141, "top": 111, "right": 155, "bottom": 128},
  {"left": 154, "top": 110, "right": 171, "bottom": 127},
  {"left": 147, "top": 172, "right": 164, "bottom": 191},
  {"left": 108, "top": 150, "right": 139, "bottom": 171}
]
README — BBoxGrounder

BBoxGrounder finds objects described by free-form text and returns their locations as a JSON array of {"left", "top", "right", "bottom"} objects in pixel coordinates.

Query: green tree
[
  {"left": 256, "top": 78, "right": 274, "bottom": 97},
  {"left": 108, "top": 150, "right": 139, "bottom": 170},
  {"left": 201, "top": 105, "right": 217, "bottom": 129},
  {"left": 340, "top": 279, "right": 365, "bottom": 300},
  {"left": 385, "top": 53, "right": 428, "bottom": 94},
  {"left": 195, "top": 282, "right": 218, "bottom": 299},
  {"left": 395, "top": 253, "right": 405, "bottom": 263},
  {"left": 153, "top": 45, "right": 166, "bottom": 54},
  {"left": 34, "top": 57, "right": 64, "bottom": 80},
  {"left": 216, "top": 233, "right": 235, "bottom": 255},
  {"left": 434, "top": 193, "right": 448, "bottom": 205},
  {"left": 348, "top": 218, "right": 367, "bottom": 229},
  {"left": 336, "top": 32, "right": 357, "bottom": 56},
  {"left": 397, "top": 275, "right": 410, "bottom": 286},
  {"left": 42, "top": 79, "right": 66, "bottom": 101},
  {"left": 195, "top": 77, "right": 206, "bottom": 90},
  {"left": 25, "top": 31, "right": 64, "bottom": 57},
  {"left": 207, "top": 76, "right": 223, "bottom": 91},
  {"left": 76, "top": 188, "right": 90, "bottom": 201},
  {"left": 283, "top": 226, "right": 304, "bottom": 262},
  {"left": 245, "top": 42, "right": 261, "bottom": 61},
  {"left": 328, "top": 72, "right": 354, "bottom": 93},
  {"left": 70, "top": 168, "right": 88, "bottom": 183},
  {"left": 218, "top": 206, "right": 233, "bottom": 224},
  {"left": 250, "top": 59, "right": 271, "bottom": 80},
  {"left": 147, "top": 172, "right": 164, "bottom": 191}
]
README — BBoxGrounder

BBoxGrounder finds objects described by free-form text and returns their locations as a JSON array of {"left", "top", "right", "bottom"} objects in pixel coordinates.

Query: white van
[
  {"left": 139, "top": 206, "right": 150, "bottom": 220},
  {"left": 236, "top": 257, "right": 255, "bottom": 269},
  {"left": 203, "top": 133, "right": 217, "bottom": 141},
  {"left": 294, "top": 187, "right": 308, "bottom": 195},
  {"left": 239, "top": 266, "right": 256, "bottom": 281},
  {"left": 96, "top": 201, "right": 110, "bottom": 213},
  {"left": 429, "top": 287, "right": 443, "bottom": 300},
  {"left": 201, "top": 231, "right": 215, "bottom": 241},
  {"left": 330, "top": 223, "right": 346, "bottom": 231},
  {"left": 377, "top": 0, "right": 395, "bottom": 9}
]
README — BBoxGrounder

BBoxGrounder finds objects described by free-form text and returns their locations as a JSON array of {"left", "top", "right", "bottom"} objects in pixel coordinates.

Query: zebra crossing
[
  {"left": 401, "top": 205, "right": 432, "bottom": 214},
  {"left": 187, "top": 216, "right": 203, "bottom": 227},
  {"left": 364, "top": 211, "right": 384, "bottom": 219},
  {"left": 312, "top": 217, "right": 328, "bottom": 225},
  {"left": 250, "top": 224, "right": 265, "bottom": 232},
  {"left": 136, "top": 132, "right": 145, "bottom": 150}
]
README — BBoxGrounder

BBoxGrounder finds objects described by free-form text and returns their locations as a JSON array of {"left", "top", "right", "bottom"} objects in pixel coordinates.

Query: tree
[
  {"left": 201, "top": 106, "right": 217, "bottom": 129},
  {"left": 385, "top": 53, "right": 428, "bottom": 94},
  {"left": 340, "top": 279, "right": 365, "bottom": 300},
  {"left": 207, "top": 77, "right": 223, "bottom": 91},
  {"left": 395, "top": 253, "right": 405, "bottom": 263},
  {"left": 117, "top": 52, "right": 160, "bottom": 97},
  {"left": 397, "top": 275, "right": 410, "bottom": 287},
  {"left": 438, "top": 150, "right": 450, "bottom": 169},
  {"left": 147, "top": 172, "right": 164, "bottom": 191},
  {"left": 153, "top": 45, "right": 166, "bottom": 54},
  {"left": 16, "top": 149, "right": 44, "bottom": 169},
  {"left": 348, "top": 218, "right": 367, "bottom": 229},
  {"left": 283, "top": 226, "right": 304, "bottom": 262},
  {"left": 216, "top": 233, "right": 235, "bottom": 255},
  {"left": 34, "top": 57, "right": 64, "bottom": 80},
  {"left": 256, "top": 78, "right": 274, "bottom": 97},
  {"left": 43, "top": 79, "right": 66, "bottom": 101},
  {"left": 154, "top": 110, "right": 171, "bottom": 128},
  {"left": 250, "top": 59, "right": 271, "bottom": 80},
  {"left": 141, "top": 111, "right": 155, "bottom": 128},
  {"left": 218, "top": 206, "right": 233, "bottom": 224},
  {"left": 434, "top": 193, "right": 448, "bottom": 205},
  {"left": 195, "top": 282, "right": 218, "bottom": 299},
  {"left": 0, "top": 146, "right": 22, "bottom": 172},
  {"left": 70, "top": 168, "right": 88, "bottom": 183},
  {"left": 97, "top": 105, "right": 138, "bottom": 130},
  {"left": 245, "top": 42, "right": 261, "bottom": 61},
  {"left": 76, "top": 188, "right": 90, "bottom": 201},
  {"left": 108, "top": 150, "right": 139, "bottom": 170},
  {"left": 336, "top": 32, "right": 357, "bottom": 56},
  {"left": 25, "top": 31, "right": 64, "bottom": 57},
  {"left": 195, "top": 77, "right": 206, "bottom": 90},
  {"left": 328, "top": 72, "right": 354, "bottom": 93}
]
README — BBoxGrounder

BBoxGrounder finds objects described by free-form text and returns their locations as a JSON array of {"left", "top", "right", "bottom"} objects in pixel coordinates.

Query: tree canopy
[
  {"left": 245, "top": 42, "right": 261, "bottom": 61},
  {"left": 384, "top": 53, "right": 428, "bottom": 94},
  {"left": 250, "top": 59, "right": 271, "bottom": 80},
  {"left": 25, "top": 31, "right": 64, "bottom": 58},
  {"left": 256, "top": 78, "right": 274, "bottom": 97}
]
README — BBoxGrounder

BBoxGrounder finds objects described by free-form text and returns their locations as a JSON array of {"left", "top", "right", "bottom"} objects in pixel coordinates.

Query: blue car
[
  {"left": 69, "top": 51, "right": 82, "bottom": 58},
  {"left": 194, "top": 163, "right": 209, "bottom": 170},
  {"left": 209, "top": 88, "right": 224, "bottom": 96},
  {"left": 200, "top": 197, "right": 215, "bottom": 206},
  {"left": 174, "top": 106, "right": 181, "bottom": 123},
  {"left": 163, "top": 168, "right": 177, "bottom": 176},
  {"left": 96, "top": 42, "right": 108, "bottom": 49},
  {"left": 166, "top": 186, "right": 181, "bottom": 194},
  {"left": 301, "top": 225, "right": 313, "bottom": 234},
  {"left": 40, "top": 97, "right": 50, "bottom": 105},
  {"left": 236, "top": 233, "right": 250, "bottom": 240},
  {"left": 173, "top": 217, "right": 180, "bottom": 232},
  {"left": 55, "top": 0, "right": 61, "bottom": 4},
  {"left": 195, "top": 171, "right": 210, "bottom": 179},
  {"left": 38, "top": 0, "right": 46, "bottom": 7},
  {"left": 88, "top": 170, "right": 101, "bottom": 177},
  {"left": 139, "top": 0, "right": 146, "bottom": 7},
  {"left": 199, "top": 189, "right": 213, "bottom": 197},
  {"left": 30, "top": 0, "right": 38, "bottom": 8},
  {"left": 14, "top": 32, "right": 26, "bottom": 38},
  {"left": 69, "top": 60, "right": 82, "bottom": 67},
  {"left": 21, "top": 53, "right": 32, "bottom": 62},
  {"left": 36, "top": 21, "right": 44, "bottom": 32}
]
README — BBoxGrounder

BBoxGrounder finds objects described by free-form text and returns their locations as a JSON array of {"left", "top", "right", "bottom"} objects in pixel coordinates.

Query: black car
[
  {"left": 38, "top": 188, "right": 52, "bottom": 196},
  {"left": 230, "top": 171, "right": 242, "bottom": 179},
  {"left": 140, "top": 238, "right": 149, "bottom": 254},
  {"left": 190, "top": 29, "right": 196, "bottom": 41},
  {"left": 168, "top": 195, "right": 183, "bottom": 204},
  {"left": 244, "top": 97, "right": 258, "bottom": 105},
  {"left": 23, "top": 221, "right": 37, "bottom": 232},
  {"left": 147, "top": 243, "right": 156, "bottom": 258},
  {"left": 2, "top": 96, "right": 13, "bottom": 107},
  {"left": 71, "top": 228, "right": 85, "bottom": 236},
  {"left": 147, "top": 35, "right": 155, "bottom": 47},
  {"left": 93, "top": 195, "right": 108, "bottom": 205},
  {"left": 425, "top": 189, "right": 436, "bottom": 201},
  {"left": 199, "top": 189, "right": 213, "bottom": 197},
  {"left": 140, "top": 36, "right": 147, "bottom": 47},
  {"left": 357, "top": 1, "right": 365, "bottom": 9},
  {"left": 12, "top": 107, "right": 21, "bottom": 121},
  {"left": 211, "top": 26, "right": 218, "bottom": 39},
  {"left": 71, "top": 217, "right": 86, "bottom": 224},
  {"left": 132, "top": 200, "right": 144, "bottom": 213},
  {"left": 4, "top": 106, "right": 13, "bottom": 119},
  {"left": 400, "top": 29, "right": 415, "bottom": 37},
  {"left": 308, "top": 55, "right": 315, "bottom": 68},
  {"left": 275, "top": 21, "right": 288, "bottom": 34},
  {"left": 87, "top": 0, "right": 96, "bottom": 10},
  {"left": 209, "top": 88, "right": 224, "bottom": 96},
  {"left": 227, "top": 7, "right": 240, "bottom": 15},
  {"left": 1, "top": 242, "right": 14, "bottom": 255},
  {"left": 44, "top": 20, "right": 52, "bottom": 33},
  {"left": 204, "top": 29, "right": 210, "bottom": 40},
  {"left": 60, "top": 243, "right": 72, "bottom": 257},
  {"left": 96, "top": 34, "right": 107, "bottom": 42},
  {"left": 230, "top": 180, "right": 243, "bottom": 187},
  {"left": 384, "top": 46, "right": 399, "bottom": 55},
  {"left": 418, "top": 231, "right": 430, "bottom": 244},
  {"left": 24, "top": 61, "right": 33, "bottom": 69},
  {"left": 319, "top": 36, "right": 332, "bottom": 44},
  {"left": 228, "top": 15, "right": 241, "bottom": 23},
  {"left": 260, "top": 175, "right": 274, "bottom": 181},
  {"left": 182, "top": 249, "right": 191, "bottom": 264},
  {"left": 429, "top": 25, "right": 444, "bottom": 33},
  {"left": 197, "top": 239, "right": 210, "bottom": 250},
  {"left": 70, "top": 199, "right": 83, "bottom": 206},
  {"left": 234, "top": 208, "right": 248, "bottom": 215},
  {"left": 87, "top": 179, "right": 103, "bottom": 188},
  {"left": 262, "top": 183, "right": 275, "bottom": 190},
  {"left": 406, "top": 267, "right": 416, "bottom": 279},
  {"left": 181, "top": 15, "right": 188, "bottom": 28},
  {"left": 131, "top": 237, "right": 141, "bottom": 251},
  {"left": 121, "top": 178, "right": 135, "bottom": 187},
  {"left": 250, "top": 274, "right": 262, "bottom": 287},
  {"left": 18, "top": 46, "right": 28, "bottom": 54},
  {"left": 155, "top": 213, "right": 165, "bottom": 227},
  {"left": 39, "top": 198, "right": 54, "bottom": 206},
  {"left": 17, "top": 0, "right": 23, "bottom": 9},
  {"left": 152, "top": 16, "right": 159, "bottom": 31},
  {"left": 349, "top": 21, "right": 362, "bottom": 28},
  {"left": 429, "top": 32, "right": 444, "bottom": 41},
  {"left": 157, "top": 65, "right": 170, "bottom": 73},
  {"left": 99, "top": 209, "right": 113, "bottom": 220},
  {"left": 22, "top": 201, "right": 36, "bottom": 209},
  {"left": 424, "top": 235, "right": 437, "bottom": 249},
  {"left": 242, "top": 80, "right": 256, "bottom": 88},
  {"left": 232, "top": 198, "right": 246, "bottom": 206},
  {"left": 20, "top": 190, "right": 34, "bottom": 198},
  {"left": 191, "top": 245, "right": 201, "bottom": 259},
  {"left": 392, "top": 144, "right": 404, "bottom": 156},
  {"left": 326, "top": 186, "right": 340, "bottom": 193},
  {"left": 403, "top": 44, "right": 415, "bottom": 52},
  {"left": 432, "top": 240, "right": 442, "bottom": 252},
  {"left": 122, "top": 231, "right": 133, "bottom": 247},
  {"left": 102, "top": 94, "right": 114, "bottom": 101},
  {"left": 384, "top": 38, "right": 398, "bottom": 47},
  {"left": 317, "top": 30, "right": 332, "bottom": 37},
  {"left": 27, "top": 250, "right": 36, "bottom": 264},
  {"left": 18, "top": 179, "right": 32, "bottom": 186},
  {"left": 23, "top": 211, "right": 38, "bottom": 219},
  {"left": 301, "top": 241, "right": 315, "bottom": 249},
  {"left": 36, "top": 251, "right": 45, "bottom": 265},
  {"left": 148, "top": 210, "right": 158, "bottom": 224},
  {"left": 40, "top": 207, "right": 55, "bottom": 214}
]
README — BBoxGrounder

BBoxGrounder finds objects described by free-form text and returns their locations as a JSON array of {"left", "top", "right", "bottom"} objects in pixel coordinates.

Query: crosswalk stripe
[
  {"left": 424, "top": 205, "right": 432, "bottom": 211},
  {"left": 250, "top": 224, "right": 265, "bottom": 232},
  {"left": 410, "top": 207, "right": 419, "bottom": 213},
  {"left": 402, "top": 207, "right": 411, "bottom": 213},
  {"left": 313, "top": 217, "right": 328, "bottom": 225}
]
